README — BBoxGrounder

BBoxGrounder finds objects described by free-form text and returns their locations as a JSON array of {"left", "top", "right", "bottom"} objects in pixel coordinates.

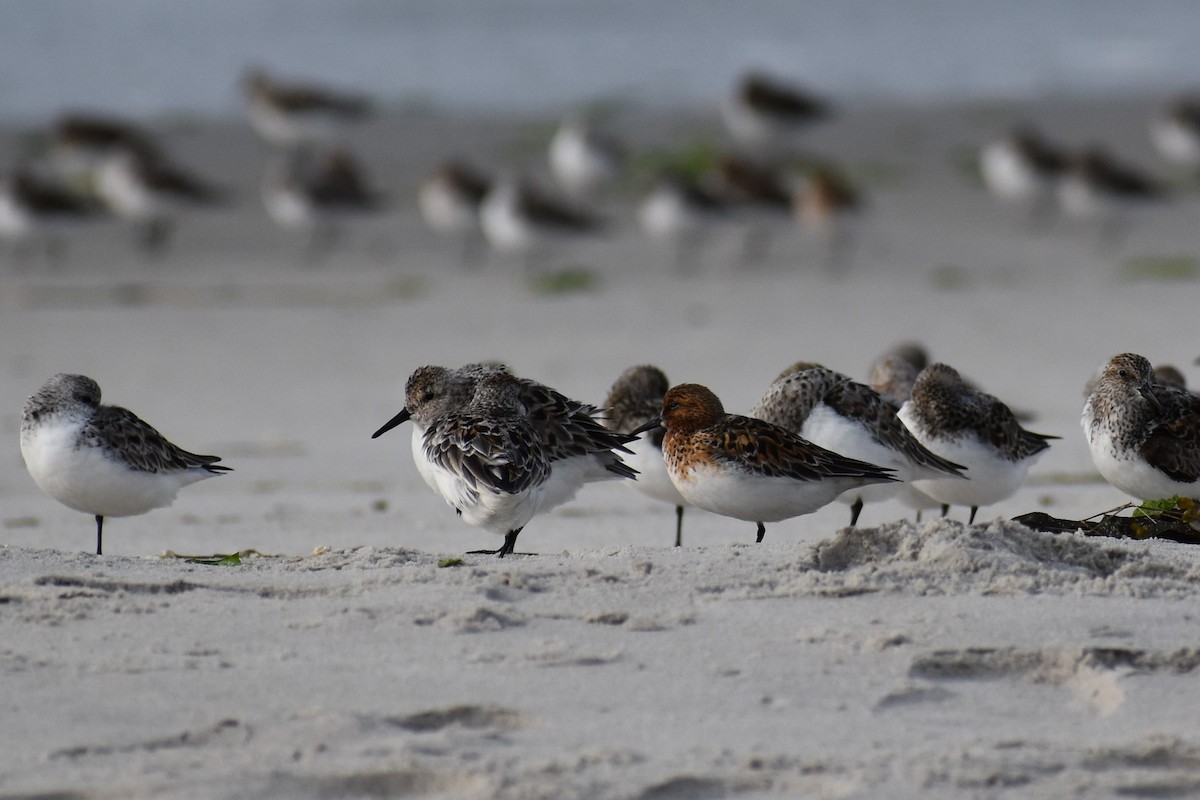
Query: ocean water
[{"left": 1, "top": 0, "right": 1199, "bottom": 121}]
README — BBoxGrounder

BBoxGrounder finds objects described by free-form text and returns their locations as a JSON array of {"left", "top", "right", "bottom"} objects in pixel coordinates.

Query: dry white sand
[{"left": 2, "top": 93, "right": 1200, "bottom": 798}]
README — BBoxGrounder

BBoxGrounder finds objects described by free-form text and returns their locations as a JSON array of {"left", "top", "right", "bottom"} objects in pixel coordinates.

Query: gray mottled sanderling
[
  {"left": 897, "top": 363, "right": 1056, "bottom": 523},
  {"left": 751, "top": 363, "right": 966, "bottom": 527},
  {"left": 603, "top": 365, "right": 689, "bottom": 547},
  {"left": 373, "top": 364, "right": 637, "bottom": 556},
  {"left": 1083, "top": 352, "right": 1200, "bottom": 502},
  {"left": 412, "top": 371, "right": 553, "bottom": 557},
  {"left": 20, "top": 374, "right": 231, "bottom": 555},
  {"left": 633, "top": 383, "right": 895, "bottom": 543},
  {"left": 867, "top": 342, "right": 929, "bottom": 406}
]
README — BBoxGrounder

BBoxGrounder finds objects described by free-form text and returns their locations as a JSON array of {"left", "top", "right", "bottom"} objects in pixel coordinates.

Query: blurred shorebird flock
[{"left": 0, "top": 65, "right": 1196, "bottom": 271}]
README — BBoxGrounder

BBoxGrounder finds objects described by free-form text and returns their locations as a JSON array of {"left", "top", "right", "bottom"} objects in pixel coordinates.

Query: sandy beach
[{"left": 2, "top": 92, "right": 1200, "bottom": 798}]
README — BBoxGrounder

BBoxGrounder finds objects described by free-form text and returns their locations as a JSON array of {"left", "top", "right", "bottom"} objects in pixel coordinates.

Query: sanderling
[
  {"left": 548, "top": 115, "right": 626, "bottom": 200},
  {"left": 793, "top": 165, "right": 864, "bottom": 270},
  {"left": 373, "top": 364, "right": 637, "bottom": 556},
  {"left": 371, "top": 365, "right": 479, "bottom": 497},
  {"left": 0, "top": 168, "right": 103, "bottom": 263},
  {"left": 94, "top": 144, "right": 223, "bottom": 256},
  {"left": 242, "top": 68, "right": 371, "bottom": 148},
  {"left": 712, "top": 155, "right": 793, "bottom": 264},
  {"left": 1083, "top": 353, "right": 1200, "bottom": 502},
  {"left": 866, "top": 342, "right": 929, "bottom": 406},
  {"left": 898, "top": 363, "right": 1056, "bottom": 523},
  {"left": 603, "top": 365, "right": 689, "bottom": 546},
  {"left": 50, "top": 113, "right": 161, "bottom": 182},
  {"left": 1150, "top": 97, "right": 1200, "bottom": 175},
  {"left": 979, "top": 126, "right": 1069, "bottom": 218},
  {"left": 751, "top": 363, "right": 966, "bottom": 526},
  {"left": 632, "top": 383, "right": 895, "bottom": 543},
  {"left": 475, "top": 366, "right": 638, "bottom": 512},
  {"left": 722, "top": 71, "right": 829, "bottom": 157},
  {"left": 864, "top": 342, "right": 942, "bottom": 519},
  {"left": 262, "top": 148, "right": 382, "bottom": 257},
  {"left": 20, "top": 374, "right": 231, "bottom": 555},
  {"left": 637, "top": 169, "right": 728, "bottom": 271},
  {"left": 479, "top": 177, "right": 600, "bottom": 270},
  {"left": 414, "top": 371, "right": 552, "bottom": 557},
  {"left": 1057, "top": 148, "right": 1164, "bottom": 244},
  {"left": 417, "top": 160, "right": 493, "bottom": 267}
]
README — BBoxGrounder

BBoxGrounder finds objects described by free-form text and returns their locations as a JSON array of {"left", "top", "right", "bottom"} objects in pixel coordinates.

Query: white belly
[
  {"left": 429, "top": 461, "right": 544, "bottom": 536},
  {"left": 1086, "top": 427, "right": 1199, "bottom": 501},
  {"left": 418, "top": 183, "right": 477, "bottom": 235},
  {"left": 621, "top": 437, "right": 687, "bottom": 508},
  {"left": 21, "top": 420, "right": 212, "bottom": 518},
  {"left": 801, "top": 405, "right": 904, "bottom": 508},
  {"left": 673, "top": 461, "right": 859, "bottom": 523},
  {"left": 980, "top": 143, "right": 1045, "bottom": 202}
]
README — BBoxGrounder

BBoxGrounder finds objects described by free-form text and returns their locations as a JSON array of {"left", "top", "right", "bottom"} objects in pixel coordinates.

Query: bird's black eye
[
  {"left": 667, "top": 401, "right": 680, "bottom": 411},
  {"left": 1117, "top": 369, "right": 1128, "bottom": 379},
  {"left": 421, "top": 391, "right": 436, "bottom": 403}
]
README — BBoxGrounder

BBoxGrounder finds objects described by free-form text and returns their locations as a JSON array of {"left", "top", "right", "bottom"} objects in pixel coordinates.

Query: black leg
[
  {"left": 941, "top": 504, "right": 950, "bottom": 518},
  {"left": 674, "top": 506, "right": 684, "bottom": 548},
  {"left": 969, "top": 506, "right": 978, "bottom": 524},
  {"left": 467, "top": 528, "right": 523, "bottom": 558},
  {"left": 849, "top": 497, "right": 863, "bottom": 527},
  {"left": 915, "top": 509, "right": 923, "bottom": 523},
  {"left": 755, "top": 522, "right": 765, "bottom": 543},
  {"left": 94, "top": 515, "right": 104, "bottom": 556},
  {"left": 141, "top": 218, "right": 172, "bottom": 257}
]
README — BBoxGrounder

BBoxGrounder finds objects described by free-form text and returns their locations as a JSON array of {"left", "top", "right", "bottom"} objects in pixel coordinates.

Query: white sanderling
[
  {"left": 20, "top": 374, "right": 231, "bottom": 555},
  {"left": 417, "top": 160, "right": 493, "bottom": 267},
  {"left": 242, "top": 68, "right": 372, "bottom": 148},
  {"left": 632, "top": 383, "right": 895, "bottom": 543},
  {"left": 1150, "top": 97, "right": 1200, "bottom": 175},
  {"left": 979, "top": 126, "right": 1069, "bottom": 219},
  {"left": 637, "top": 169, "right": 728, "bottom": 271},
  {"left": 897, "top": 363, "right": 1056, "bottom": 523},
  {"left": 479, "top": 177, "right": 600, "bottom": 270},
  {"left": 548, "top": 115, "right": 626, "bottom": 200},
  {"left": 373, "top": 364, "right": 637, "bottom": 556},
  {"left": 603, "top": 365, "right": 690, "bottom": 547},
  {"left": 1083, "top": 352, "right": 1200, "bottom": 502},
  {"left": 94, "top": 143, "right": 223, "bottom": 256},
  {"left": 722, "top": 71, "right": 829, "bottom": 158},
  {"left": 751, "top": 363, "right": 966, "bottom": 526},
  {"left": 262, "top": 147, "right": 383, "bottom": 257},
  {"left": 1057, "top": 147, "right": 1164, "bottom": 244},
  {"left": 0, "top": 167, "right": 103, "bottom": 263}
]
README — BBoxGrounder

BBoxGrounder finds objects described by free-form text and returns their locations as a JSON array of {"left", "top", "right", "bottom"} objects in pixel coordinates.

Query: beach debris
[{"left": 1014, "top": 496, "right": 1200, "bottom": 544}]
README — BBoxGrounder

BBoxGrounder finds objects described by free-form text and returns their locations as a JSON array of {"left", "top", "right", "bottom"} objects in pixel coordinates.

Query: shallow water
[{"left": 3, "top": 0, "right": 1199, "bottom": 121}]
